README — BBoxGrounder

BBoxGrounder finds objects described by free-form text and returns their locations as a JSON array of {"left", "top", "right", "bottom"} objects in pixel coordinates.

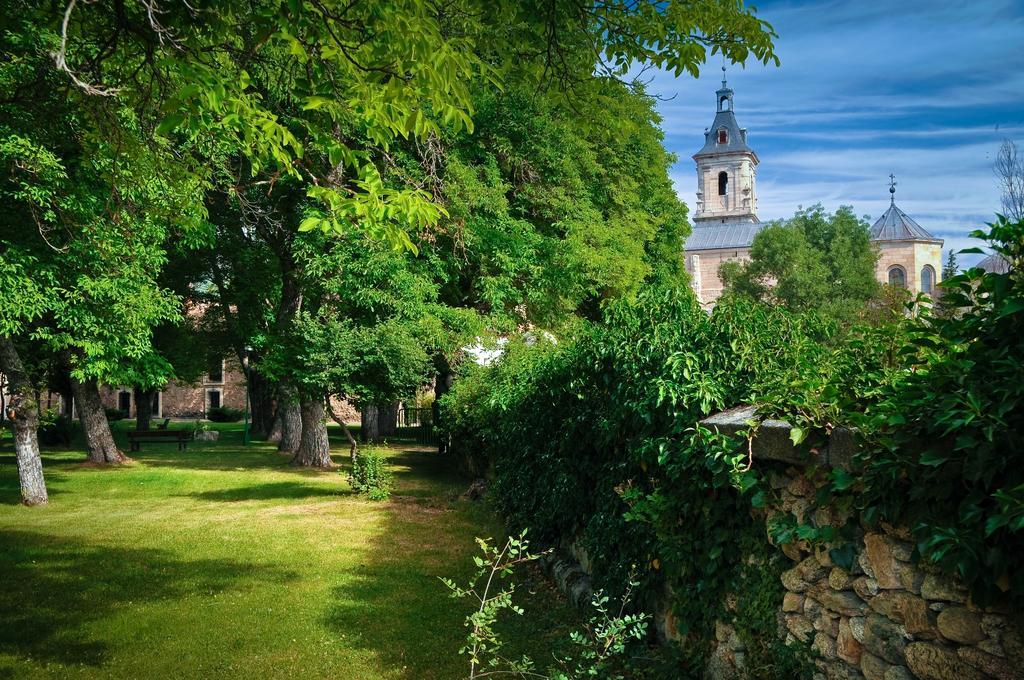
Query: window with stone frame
[
  {"left": 717, "top": 128, "right": 728, "bottom": 144},
  {"left": 921, "top": 265, "right": 935, "bottom": 294},
  {"left": 888, "top": 266, "right": 907, "bottom": 288},
  {"left": 207, "top": 389, "right": 221, "bottom": 411},
  {"left": 718, "top": 171, "right": 729, "bottom": 196}
]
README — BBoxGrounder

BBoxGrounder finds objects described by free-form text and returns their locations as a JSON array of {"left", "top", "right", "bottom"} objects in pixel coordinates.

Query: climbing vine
[{"left": 441, "top": 216, "right": 1024, "bottom": 668}]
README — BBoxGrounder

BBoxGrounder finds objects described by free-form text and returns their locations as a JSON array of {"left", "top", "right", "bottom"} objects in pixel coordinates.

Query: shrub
[
  {"left": 348, "top": 449, "right": 392, "bottom": 500},
  {"left": 39, "top": 409, "right": 79, "bottom": 446},
  {"left": 206, "top": 406, "right": 243, "bottom": 422},
  {"left": 105, "top": 407, "right": 128, "bottom": 421}
]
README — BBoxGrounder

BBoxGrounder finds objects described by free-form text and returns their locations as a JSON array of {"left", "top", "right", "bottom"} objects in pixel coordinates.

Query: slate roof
[
  {"left": 869, "top": 203, "right": 942, "bottom": 243},
  {"left": 693, "top": 85, "right": 755, "bottom": 159},
  {"left": 684, "top": 222, "right": 763, "bottom": 251},
  {"left": 976, "top": 252, "right": 1011, "bottom": 273}
]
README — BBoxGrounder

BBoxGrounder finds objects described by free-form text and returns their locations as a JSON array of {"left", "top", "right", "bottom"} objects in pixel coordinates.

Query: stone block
[
  {"left": 863, "top": 534, "right": 902, "bottom": 589},
  {"left": 868, "top": 591, "right": 933, "bottom": 636},
  {"left": 936, "top": 607, "right": 985, "bottom": 644},
  {"left": 805, "top": 595, "right": 823, "bottom": 619},
  {"left": 786, "top": 614, "right": 815, "bottom": 642},
  {"left": 838, "top": 617, "right": 864, "bottom": 665},
  {"left": 883, "top": 666, "right": 913, "bottom": 680},
  {"left": 782, "top": 565, "right": 811, "bottom": 593},
  {"left": 920, "top": 573, "right": 967, "bottom": 603},
  {"left": 861, "top": 651, "right": 891, "bottom": 680},
  {"left": 813, "top": 631, "right": 837, "bottom": 658},
  {"left": 830, "top": 567, "right": 853, "bottom": 590},
  {"left": 783, "top": 592, "right": 805, "bottom": 613},
  {"left": 862, "top": 614, "right": 907, "bottom": 665},
  {"left": 904, "top": 642, "right": 985, "bottom": 680},
  {"left": 849, "top": 616, "right": 867, "bottom": 643},
  {"left": 816, "top": 588, "right": 868, "bottom": 617},
  {"left": 853, "top": 577, "right": 880, "bottom": 601},
  {"left": 957, "top": 647, "right": 1016, "bottom": 680}
]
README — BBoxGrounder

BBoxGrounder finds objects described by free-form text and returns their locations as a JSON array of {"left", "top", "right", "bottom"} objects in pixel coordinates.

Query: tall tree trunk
[
  {"left": 360, "top": 404, "right": 381, "bottom": 444},
  {"left": 134, "top": 386, "right": 156, "bottom": 431},
  {"left": 326, "top": 398, "right": 358, "bottom": 464},
  {"left": 266, "top": 406, "right": 283, "bottom": 443},
  {"left": 277, "top": 384, "right": 302, "bottom": 454},
  {"left": 294, "top": 395, "right": 331, "bottom": 468},
  {"left": 248, "top": 371, "right": 276, "bottom": 437},
  {"left": 71, "top": 375, "right": 126, "bottom": 464},
  {"left": 0, "top": 337, "right": 48, "bottom": 505}
]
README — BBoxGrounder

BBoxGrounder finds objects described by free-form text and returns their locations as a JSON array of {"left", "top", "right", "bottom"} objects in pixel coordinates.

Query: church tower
[
  {"left": 684, "top": 70, "right": 763, "bottom": 308},
  {"left": 693, "top": 69, "right": 759, "bottom": 225}
]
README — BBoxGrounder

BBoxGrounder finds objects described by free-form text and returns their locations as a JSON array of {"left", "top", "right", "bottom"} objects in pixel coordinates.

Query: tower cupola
[{"left": 691, "top": 67, "right": 759, "bottom": 226}]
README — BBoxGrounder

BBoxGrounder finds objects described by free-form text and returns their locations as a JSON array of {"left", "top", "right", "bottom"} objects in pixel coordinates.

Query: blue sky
[{"left": 647, "top": 0, "right": 1024, "bottom": 266}]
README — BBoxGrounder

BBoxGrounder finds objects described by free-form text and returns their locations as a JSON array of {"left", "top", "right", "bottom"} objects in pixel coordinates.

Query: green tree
[
  {"left": 942, "top": 249, "right": 959, "bottom": 280},
  {"left": 1, "top": 15, "right": 211, "bottom": 463},
  {"left": 721, "top": 205, "right": 881, "bottom": 324}
]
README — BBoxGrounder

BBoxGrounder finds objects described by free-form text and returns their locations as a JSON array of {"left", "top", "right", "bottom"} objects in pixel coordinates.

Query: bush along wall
[{"left": 440, "top": 218, "right": 1024, "bottom": 679}]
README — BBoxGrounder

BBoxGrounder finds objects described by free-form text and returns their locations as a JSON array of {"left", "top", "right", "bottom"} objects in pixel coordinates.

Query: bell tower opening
[{"left": 718, "top": 171, "right": 728, "bottom": 196}]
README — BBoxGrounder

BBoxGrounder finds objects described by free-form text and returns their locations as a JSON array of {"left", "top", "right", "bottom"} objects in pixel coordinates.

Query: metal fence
[{"left": 396, "top": 406, "right": 437, "bottom": 446}]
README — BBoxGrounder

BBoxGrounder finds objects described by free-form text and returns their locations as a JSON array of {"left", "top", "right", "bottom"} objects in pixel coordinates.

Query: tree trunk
[
  {"left": 433, "top": 356, "right": 455, "bottom": 455},
  {"left": 266, "top": 406, "right": 283, "bottom": 443},
  {"left": 326, "top": 398, "right": 358, "bottom": 464},
  {"left": 294, "top": 395, "right": 331, "bottom": 468},
  {"left": 248, "top": 371, "right": 277, "bottom": 437},
  {"left": 0, "top": 337, "right": 48, "bottom": 505},
  {"left": 71, "top": 374, "right": 126, "bottom": 464},
  {"left": 379, "top": 402, "right": 399, "bottom": 437},
  {"left": 134, "top": 387, "right": 156, "bottom": 431},
  {"left": 277, "top": 385, "right": 302, "bottom": 454},
  {"left": 360, "top": 404, "right": 381, "bottom": 444}
]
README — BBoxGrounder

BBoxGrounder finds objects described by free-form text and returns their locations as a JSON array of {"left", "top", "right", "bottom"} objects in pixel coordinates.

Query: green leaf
[{"left": 155, "top": 112, "right": 185, "bottom": 136}]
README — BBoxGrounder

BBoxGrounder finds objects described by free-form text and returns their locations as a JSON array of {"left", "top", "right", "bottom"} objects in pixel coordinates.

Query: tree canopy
[{"left": 720, "top": 204, "right": 881, "bottom": 323}]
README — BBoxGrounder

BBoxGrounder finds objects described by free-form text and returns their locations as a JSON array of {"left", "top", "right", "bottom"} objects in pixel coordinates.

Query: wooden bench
[{"left": 127, "top": 429, "right": 191, "bottom": 452}]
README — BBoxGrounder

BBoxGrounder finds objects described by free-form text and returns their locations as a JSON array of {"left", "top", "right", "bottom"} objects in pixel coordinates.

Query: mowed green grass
[{"left": 0, "top": 421, "right": 578, "bottom": 679}]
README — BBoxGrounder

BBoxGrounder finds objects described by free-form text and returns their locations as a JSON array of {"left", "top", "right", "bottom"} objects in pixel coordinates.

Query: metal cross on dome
[{"left": 889, "top": 173, "right": 897, "bottom": 204}]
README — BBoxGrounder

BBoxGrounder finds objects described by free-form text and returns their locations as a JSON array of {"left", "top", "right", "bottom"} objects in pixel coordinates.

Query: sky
[{"left": 646, "top": 0, "right": 1024, "bottom": 266}]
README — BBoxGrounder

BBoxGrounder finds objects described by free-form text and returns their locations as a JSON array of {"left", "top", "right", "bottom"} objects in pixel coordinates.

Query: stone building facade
[
  {"left": 99, "top": 356, "right": 247, "bottom": 419},
  {"left": 869, "top": 178, "right": 944, "bottom": 296},
  {"left": 683, "top": 79, "right": 945, "bottom": 307}
]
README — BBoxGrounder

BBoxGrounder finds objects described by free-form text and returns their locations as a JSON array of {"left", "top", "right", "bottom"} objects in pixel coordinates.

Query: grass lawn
[{"left": 0, "top": 421, "right": 579, "bottom": 679}]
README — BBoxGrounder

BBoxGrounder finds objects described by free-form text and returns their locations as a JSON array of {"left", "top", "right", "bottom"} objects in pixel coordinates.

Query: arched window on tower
[
  {"left": 888, "top": 265, "right": 906, "bottom": 289},
  {"left": 720, "top": 96, "right": 730, "bottom": 111},
  {"left": 921, "top": 265, "right": 935, "bottom": 294},
  {"left": 717, "top": 128, "right": 728, "bottom": 144},
  {"left": 718, "top": 171, "right": 728, "bottom": 196}
]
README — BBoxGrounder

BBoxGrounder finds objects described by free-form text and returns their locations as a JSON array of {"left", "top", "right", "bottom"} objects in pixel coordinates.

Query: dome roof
[
  {"left": 976, "top": 252, "right": 1011, "bottom": 273},
  {"left": 869, "top": 203, "right": 942, "bottom": 243}
]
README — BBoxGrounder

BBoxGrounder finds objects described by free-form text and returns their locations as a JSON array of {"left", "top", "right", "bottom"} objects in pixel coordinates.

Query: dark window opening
[
  {"left": 208, "top": 390, "right": 221, "bottom": 410},
  {"left": 718, "top": 171, "right": 729, "bottom": 196},
  {"left": 717, "top": 128, "right": 728, "bottom": 144},
  {"left": 118, "top": 391, "right": 131, "bottom": 412},
  {"left": 207, "top": 358, "right": 223, "bottom": 383}
]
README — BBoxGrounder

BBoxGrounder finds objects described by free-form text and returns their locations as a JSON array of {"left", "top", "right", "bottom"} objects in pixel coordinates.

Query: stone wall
[
  {"left": 702, "top": 406, "right": 1022, "bottom": 680},
  {"left": 543, "top": 406, "right": 1022, "bottom": 680}
]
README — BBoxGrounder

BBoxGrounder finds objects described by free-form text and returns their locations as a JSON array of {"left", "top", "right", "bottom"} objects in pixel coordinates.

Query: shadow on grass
[
  {"left": 184, "top": 480, "right": 347, "bottom": 502},
  {"left": 322, "top": 444, "right": 580, "bottom": 679},
  {"left": 0, "top": 529, "right": 298, "bottom": 669}
]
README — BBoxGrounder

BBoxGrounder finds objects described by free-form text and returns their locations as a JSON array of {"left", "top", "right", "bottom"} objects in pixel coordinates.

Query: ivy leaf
[{"left": 789, "top": 427, "right": 807, "bottom": 446}]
